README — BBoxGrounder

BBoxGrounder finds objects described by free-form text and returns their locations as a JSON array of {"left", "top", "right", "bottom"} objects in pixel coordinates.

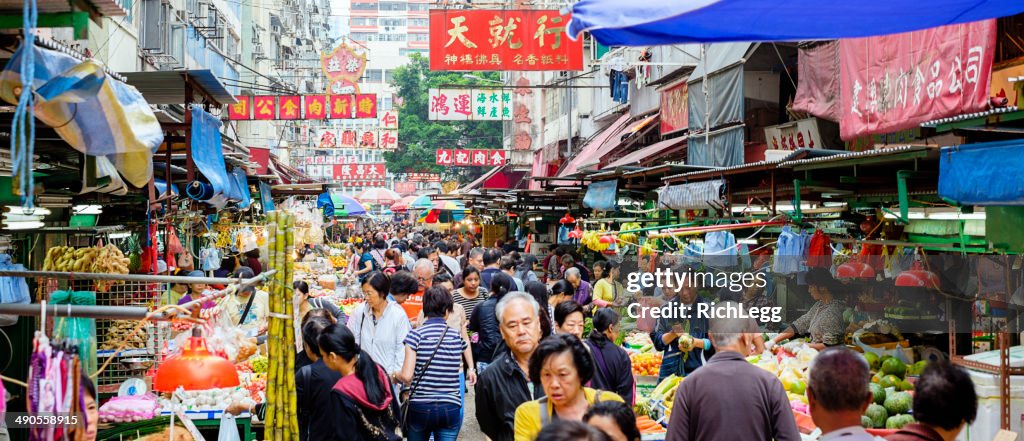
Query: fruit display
[
  {"left": 630, "top": 353, "right": 663, "bottom": 376},
  {"left": 100, "top": 320, "right": 148, "bottom": 350},
  {"left": 156, "top": 387, "right": 254, "bottom": 412},
  {"left": 327, "top": 255, "right": 348, "bottom": 269},
  {"left": 617, "top": 222, "right": 642, "bottom": 246},
  {"left": 862, "top": 355, "right": 918, "bottom": 429},
  {"left": 624, "top": 331, "right": 654, "bottom": 352},
  {"left": 336, "top": 298, "right": 363, "bottom": 317},
  {"left": 639, "top": 237, "right": 658, "bottom": 256},
  {"left": 241, "top": 373, "right": 267, "bottom": 402},
  {"left": 581, "top": 230, "right": 614, "bottom": 252},
  {"left": 44, "top": 245, "right": 130, "bottom": 274}
]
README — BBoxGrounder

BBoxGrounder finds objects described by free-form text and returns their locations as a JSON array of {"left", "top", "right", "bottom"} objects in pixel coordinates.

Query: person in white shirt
[
  {"left": 807, "top": 347, "right": 886, "bottom": 441},
  {"left": 347, "top": 271, "right": 411, "bottom": 378}
]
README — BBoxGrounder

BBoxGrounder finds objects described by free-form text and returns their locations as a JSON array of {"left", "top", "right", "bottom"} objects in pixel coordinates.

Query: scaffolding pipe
[{"left": 0, "top": 270, "right": 272, "bottom": 286}]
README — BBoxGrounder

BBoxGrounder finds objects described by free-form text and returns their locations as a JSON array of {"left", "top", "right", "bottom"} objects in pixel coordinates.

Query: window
[
  {"left": 351, "top": 2, "right": 376, "bottom": 10},
  {"left": 408, "top": 18, "right": 428, "bottom": 27},
  {"left": 379, "top": 18, "right": 406, "bottom": 27},
  {"left": 351, "top": 17, "right": 377, "bottom": 26},
  {"left": 408, "top": 33, "right": 428, "bottom": 42},
  {"left": 381, "top": 96, "right": 393, "bottom": 110},
  {"left": 407, "top": 2, "right": 429, "bottom": 11},
  {"left": 363, "top": 69, "right": 383, "bottom": 82},
  {"left": 384, "top": 70, "right": 394, "bottom": 83},
  {"left": 379, "top": 1, "right": 406, "bottom": 10},
  {"left": 399, "top": 48, "right": 427, "bottom": 56},
  {"left": 350, "top": 32, "right": 376, "bottom": 41}
]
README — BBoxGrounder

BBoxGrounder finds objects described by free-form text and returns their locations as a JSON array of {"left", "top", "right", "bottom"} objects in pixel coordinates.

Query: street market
[{"left": 3, "top": 1, "right": 1024, "bottom": 441}]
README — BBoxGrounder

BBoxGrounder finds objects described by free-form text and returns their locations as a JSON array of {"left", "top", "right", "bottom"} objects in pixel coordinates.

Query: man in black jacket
[{"left": 475, "top": 292, "right": 545, "bottom": 441}]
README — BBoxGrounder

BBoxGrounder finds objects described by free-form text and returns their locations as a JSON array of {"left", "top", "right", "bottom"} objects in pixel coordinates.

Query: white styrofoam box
[
  {"left": 956, "top": 369, "right": 1024, "bottom": 441},
  {"left": 963, "top": 346, "right": 1024, "bottom": 369}
]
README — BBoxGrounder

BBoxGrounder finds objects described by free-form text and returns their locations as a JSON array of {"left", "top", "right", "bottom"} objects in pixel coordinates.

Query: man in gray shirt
[{"left": 665, "top": 304, "right": 801, "bottom": 441}]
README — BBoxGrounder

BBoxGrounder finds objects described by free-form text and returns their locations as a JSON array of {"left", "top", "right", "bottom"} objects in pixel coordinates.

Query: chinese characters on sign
[
  {"left": 511, "top": 74, "right": 537, "bottom": 151},
  {"left": 314, "top": 129, "right": 396, "bottom": 150},
  {"left": 429, "top": 9, "right": 583, "bottom": 71},
  {"left": 379, "top": 110, "right": 399, "bottom": 129},
  {"left": 428, "top": 89, "right": 513, "bottom": 121},
  {"left": 435, "top": 149, "right": 508, "bottom": 166},
  {"left": 764, "top": 118, "right": 826, "bottom": 151},
  {"left": 332, "top": 163, "right": 387, "bottom": 181},
  {"left": 304, "top": 156, "right": 362, "bottom": 165},
  {"left": 395, "top": 182, "right": 417, "bottom": 195},
  {"left": 839, "top": 19, "right": 995, "bottom": 140},
  {"left": 659, "top": 82, "right": 688, "bottom": 135},
  {"left": 321, "top": 43, "right": 367, "bottom": 94},
  {"left": 226, "top": 94, "right": 377, "bottom": 120},
  {"left": 407, "top": 173, "right": 441, "bottom": 182}
]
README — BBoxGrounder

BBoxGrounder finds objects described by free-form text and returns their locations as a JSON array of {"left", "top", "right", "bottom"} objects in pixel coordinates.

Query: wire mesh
[{"left": 38, "top": 275, "right": 172, "bottom": 387}]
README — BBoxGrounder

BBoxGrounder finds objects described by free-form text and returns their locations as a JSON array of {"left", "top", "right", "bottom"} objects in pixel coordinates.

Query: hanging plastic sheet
[
  {"left": 260, "top": 181, "right": 275, "bottom": 212},
  {"left": 567, "top": 0, "right": 1024, "bottom": 46},
  {"left": 317, "top": 192, "right": 336, "bottom": 217},
  {"left": 0, "top": 45, "right": 163, "bottom": 187},
  {"left": 658, "top": 179, "right": 725, "bottom": 210},
  {"left": 939, "top": 140, "right": 1024, "bottom": 205},
  {"left": 80, "top": 156, "right": 128, "bottom": 196},
  {"left": 583, "top": 179, "right": 618, "bottom": 211},
  {"left": 190, "top": 106, "right": 234, "bottom": 206},
  {"left": 230, "top": 167, "right": 251, "bottom": 209},
  {"left": 154, "top": 178, "right": 178, "bottom": 197},
  {"left": 688, "top": 126, "right": 744, "bottom": 167}
]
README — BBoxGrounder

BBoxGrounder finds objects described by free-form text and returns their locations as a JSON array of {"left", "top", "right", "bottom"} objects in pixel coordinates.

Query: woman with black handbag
[
  {"left": 394, "top": 286, "right": 473, "bottom": 441},
  {"left": 319, "top": 323, "right": 401, "bottom": 441}
]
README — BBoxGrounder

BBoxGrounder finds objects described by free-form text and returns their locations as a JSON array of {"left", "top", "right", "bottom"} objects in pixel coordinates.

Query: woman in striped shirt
[
  {"left": 396, "top": 286, "right": 473, "bottom": 441},
  {"left": 453, "top": 266, "right": 487, "bottom": 322}
]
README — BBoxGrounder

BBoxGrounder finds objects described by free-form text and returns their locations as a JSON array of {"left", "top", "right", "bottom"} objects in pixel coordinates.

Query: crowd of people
[{"left": 142, "top": 222, "right": 979, "bottom": 441}]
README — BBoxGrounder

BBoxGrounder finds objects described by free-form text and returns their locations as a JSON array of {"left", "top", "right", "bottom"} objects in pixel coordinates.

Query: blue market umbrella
[
  {"left": 409, "top": 195, "right": 435, "bottom": 210},
  {"left": 329, "top": 193, "right": 367, "bottom": 216}
]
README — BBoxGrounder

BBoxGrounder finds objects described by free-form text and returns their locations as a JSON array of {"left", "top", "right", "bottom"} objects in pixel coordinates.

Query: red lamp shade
[
  {"left": 559, "top": 213, "right": 576, "bottom": 224},
  {"left": 835, "top": 260, "right": 875, "bottom": 279},
  {"left": 895, "top": 262, "right": 940, "bottom": 289},
  {"left": 600, "top": 235, "right": 616, "bottom": 244},
  {"left": 153, "top": 336, "right": 240, "bottom": 391}
]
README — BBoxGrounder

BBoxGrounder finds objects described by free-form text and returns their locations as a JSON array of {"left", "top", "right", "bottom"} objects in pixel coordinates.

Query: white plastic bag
[{"left": 218, "top": 413, "right": 241, "bottom": 441}]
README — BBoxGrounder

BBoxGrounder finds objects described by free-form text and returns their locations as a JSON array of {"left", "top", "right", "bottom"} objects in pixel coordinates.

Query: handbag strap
[{"left": 407, "top": 325, "right": 449, "bottom": 400}]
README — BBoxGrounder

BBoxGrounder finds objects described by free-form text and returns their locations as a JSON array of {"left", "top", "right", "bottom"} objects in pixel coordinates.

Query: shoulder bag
[{"left": 400, "top": 325, "right": 449, "bottom": 434}]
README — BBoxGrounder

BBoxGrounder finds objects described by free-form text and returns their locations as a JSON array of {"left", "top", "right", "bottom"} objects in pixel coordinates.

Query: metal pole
[
  {"left": 567, "top": 73, "right": 573, "bottom": 159},
  {"left": 0, "top": 269, "right": 276, "bottom": 286}
]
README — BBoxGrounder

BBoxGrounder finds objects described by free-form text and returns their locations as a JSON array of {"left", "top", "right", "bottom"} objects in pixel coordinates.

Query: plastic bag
[
  {"left": 50, "top": 290, "right": 98, "bottom": 374},
  {"left": 218, "top": 413, "right": 241, "bottom": 441},
  {"left": 166, "top": 230, "right": 185, "bottom": 255}
]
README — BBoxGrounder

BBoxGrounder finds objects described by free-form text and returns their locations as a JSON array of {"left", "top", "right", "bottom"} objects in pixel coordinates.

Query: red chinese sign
[
  {"left": 379, "top": 131, "right": 398, "bottom": 150},
  {"left": 253, "top": 96, "right": 276, "bottom": 120},
  {"left": 228, "top": 95, "right": 251, "bottom": 120},
  {"left": 379, "top": 110, "right": 399, "bottom": 129},
  {"left": 339, "top": 129, "right": 358, "bottom": 148},
  {"left": 395, "top": 182, "right": 417, "bottom": 195},
  {"left": 436, "top": 149, "right": 454, "bottom": 165},
  {"left": 224, "top": 95, "right": 374, "bottom": 120},
  {"left": 332, "top": 163, "right": 387, "bottom": 181},
  {"left": 279, "top": 96, "right": 301, "bottom": 120},
  {"left": 358, "top": 130, "right": 378, "bottom": 149},
  {"left": 305, "top": 95, "right": 327, "bottom": 119},
  {"left": 839, "top": 19, "right": 995, "bottom": 140},
  {"left": 436, "top": 149, "right": 507, "bottom": 166},
  {"left": 321, "top": 43, "right": 367, "bottom": 94},
  {"left": 429, "top": 9, "right": 583, "bottom": 71},
  {"left": 659, "top": 82, "right": 688, "bottom": 135},
  {"left": 355, "top": 94, "right": 378, "bottom": 118},
  {"left": 408, "top": 173, "right": 441, "bottom": 182}
]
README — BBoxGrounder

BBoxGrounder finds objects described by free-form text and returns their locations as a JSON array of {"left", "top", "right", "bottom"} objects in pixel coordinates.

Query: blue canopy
[
  {"left": 939, "top": 140, "right": 1024, "bottom": 205},
  {"left": 567, "top": 0, "right": 1024, "bottom": 46}
]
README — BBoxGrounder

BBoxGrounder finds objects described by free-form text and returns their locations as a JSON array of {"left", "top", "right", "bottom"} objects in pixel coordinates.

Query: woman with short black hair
[
  {"left": 525, "top": 281, "right": 554, "bottom": 338},
  {"left": 513, "top": 334, "right": 624, "bottom": 441},
  {"left": 554, "top": 301, "right": 586, "bottom": 341},
  {"left": 319, "top": 324, "right": 400, "bottom": 441},
  {"left": 586, "top": 309, "right": 635, "bottom": 405},
  {"left": 396, "top": 287, "right": 472, "bottom": 441},
  {"left": 583, "top": 401, "right": 641, "bottom": 441},
  {"left": 886, "top": 360, "right": 977, "bottom": 441}
]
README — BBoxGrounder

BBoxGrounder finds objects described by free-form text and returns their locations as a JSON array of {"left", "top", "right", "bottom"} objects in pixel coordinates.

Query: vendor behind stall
[
  {"left": 224, "top": 267, "right": 269, "bottom": 335},
  {"left": 650, "top": 264, "right": 713, "bottom": 382},
  {"left": 163, "top": 268, "right": 192, "bottom": 305},
  {"left": 768, "top": 268, "right": 846, "bottom": 351}
]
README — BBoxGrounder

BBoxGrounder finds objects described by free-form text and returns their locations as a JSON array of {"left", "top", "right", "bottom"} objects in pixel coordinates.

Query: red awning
[
  {"left": 604, "top": 137, "right": 687, "bottom": 169},
  {"left": 557, "top": 113, "right": 658, "bottom": 178}
]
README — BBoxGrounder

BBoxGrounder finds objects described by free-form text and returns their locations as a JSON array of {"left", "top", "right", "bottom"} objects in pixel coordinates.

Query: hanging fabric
[
  {"left": 703, "top": 231, "right": 737, "bottom": 268},
  {"left": 806, "top": 229, "right": 832, "bottom": 268},
  {"left": 50, "top": 290, "right": 97, "bottom": 375},
  {"left": 773, "top": 226, "right": 802, "bottom": 275},
  {"left": 0, "top": 253, "right": 31, "bottom": 327}
]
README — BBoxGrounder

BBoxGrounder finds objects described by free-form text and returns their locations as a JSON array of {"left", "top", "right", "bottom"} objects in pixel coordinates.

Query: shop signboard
[
  {"left": 429, "top": 9, "right": 583, "bottom": 71},
  {"left": 227, "top": 94, "right": 376, "bottom": 120},
  {"left": 659, "top": 81, "right": 688, "bottom": 135},
  {"left": 380, "top": 110, "right": 399, "bottom": 129},
  {"left": 332, "top": 163, "right": 387, "bottom": 181},
  {"left": 436, "top": 149, "right": 507, "bottom": 166},
  {"left": 408, "top": 173, "right": 441, "bottom": 182},
  {"left": 839, "top": 19, "right": 995, "bottom": 139},
  {"left": 395, "top": 182, "right": 417, "bottom": 194},
  {"left": 764, "top": 118, "right": 828, "bottom": 150},
  {"left": 428, "top": 88, "right": 512, "bottom": 121}
]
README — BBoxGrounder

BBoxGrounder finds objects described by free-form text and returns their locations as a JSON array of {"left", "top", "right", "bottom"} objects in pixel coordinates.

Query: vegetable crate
[{"left": 38, "top": 274, "right": 171, "bottom": 391}]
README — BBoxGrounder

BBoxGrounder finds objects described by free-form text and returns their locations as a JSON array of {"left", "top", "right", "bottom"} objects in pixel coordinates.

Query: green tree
[{"left": 383, "top": 53, "right": 503, "bottom": 183}]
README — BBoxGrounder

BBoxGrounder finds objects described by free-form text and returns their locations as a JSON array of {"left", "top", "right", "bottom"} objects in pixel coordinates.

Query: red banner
[
  {"left": 330, "top": 95, "right": 354, "bottom": 119},
  {"left": 839, "top": 20, "right": 995, "bottom": 140},
  {"left": 471, "top": 149, "right": 488, "bottom": 166},
  {"left": 333, "top": 163, "right": 387, "bottom": 180},
  {"left": 279, "top": 96, "right": 301, "bottom": 120},
  {"left": 395, "top": 182, "right": 417, "bottom": 195},
  {"left": 253, "top": 96, "right": 276, "bottom": 120},
  {"left": 660, "top": 82, "right": 688, "bottom": 135},
  {"left": 355, "top": 94, "right": 378, "bottom": 118},
  {"left": 249, "top": 147, "right": 270, "bottom": 174},
  {"left": 429, "top": 9, "right": 583, "bottom": 71},
  {"left": 436, "top": 149, "right": 454, "bottom": 165},
  {"left": 339, "top": 129, "right": 358, "bottom": 148},
  {"left": 305, "top": 95, "right": 327, "bottom": 120},
  {"left": 229, "top": 95, "right": 251, "bottom": 120},
  {"left": 454, "top": 150, "right": 471, "bottom": 166},
  {"left": 358, "top": 130, "right": 378, "bottom": 149},
  {"left": 379, "top": 131, "right": 398, "bottom": 150}
]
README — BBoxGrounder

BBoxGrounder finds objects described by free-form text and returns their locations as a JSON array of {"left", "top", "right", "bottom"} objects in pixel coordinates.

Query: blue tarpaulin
[
  {"left": 191, "top": 107, "right": 238, "bottom": 206},
  {"left": 230, "top": 167, "right": 251, "bottom": 209},
  {"left": 939, "top": 140, "right": 1024, "bottom": 205},
  {"left": 567, "top": 0, "right": 1024, "bottom": 46},
  {"left": 583, "top": 179, "right": 618, "bottom": 211},
  {"left": 317, "top": 192, "right": 335, "bottom": 217}
]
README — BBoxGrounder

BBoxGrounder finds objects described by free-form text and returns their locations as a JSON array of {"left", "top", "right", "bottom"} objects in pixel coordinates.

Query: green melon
[
  {"left": 869, "top": 383, "right": 886, "bottom": 405},
  {"left": 881, "top": 358, "right": 907, "bottom": 379},
  {"left": 865, "top": 403, "right": 888, "bottom": 429}
]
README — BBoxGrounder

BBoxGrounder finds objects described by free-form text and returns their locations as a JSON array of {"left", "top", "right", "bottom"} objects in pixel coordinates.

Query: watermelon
[
  {"left": 865, "top": 403, "right": 888, "bottom": 429},
  {"left": 884, "top": 391, "right": 913, "bottom": 415},
  {"left": 864, "top": 352, "right": 881, "bottom": 371},
  {"left": 869, "top": 383, "right": 886, "bottom": 405},
  {"left": 881, "top": 358, "right": 907, "bottom": 379}
]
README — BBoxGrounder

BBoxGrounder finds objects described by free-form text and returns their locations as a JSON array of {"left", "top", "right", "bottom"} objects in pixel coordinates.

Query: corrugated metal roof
[
  {"left": 920, "top": 107, "right": 1020, "bottom": 127},
  {"left": 662, "top": 148, "right": 842, "bottom": 182},
  {"left": 122, "top": 70, "right": 237, "bottom": 105},
  {"left": 778, "top": 145, "right": 928, "bottom": 168},
  {"left": 0, "top": 0, "right": 126, "bottom": 16}
]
